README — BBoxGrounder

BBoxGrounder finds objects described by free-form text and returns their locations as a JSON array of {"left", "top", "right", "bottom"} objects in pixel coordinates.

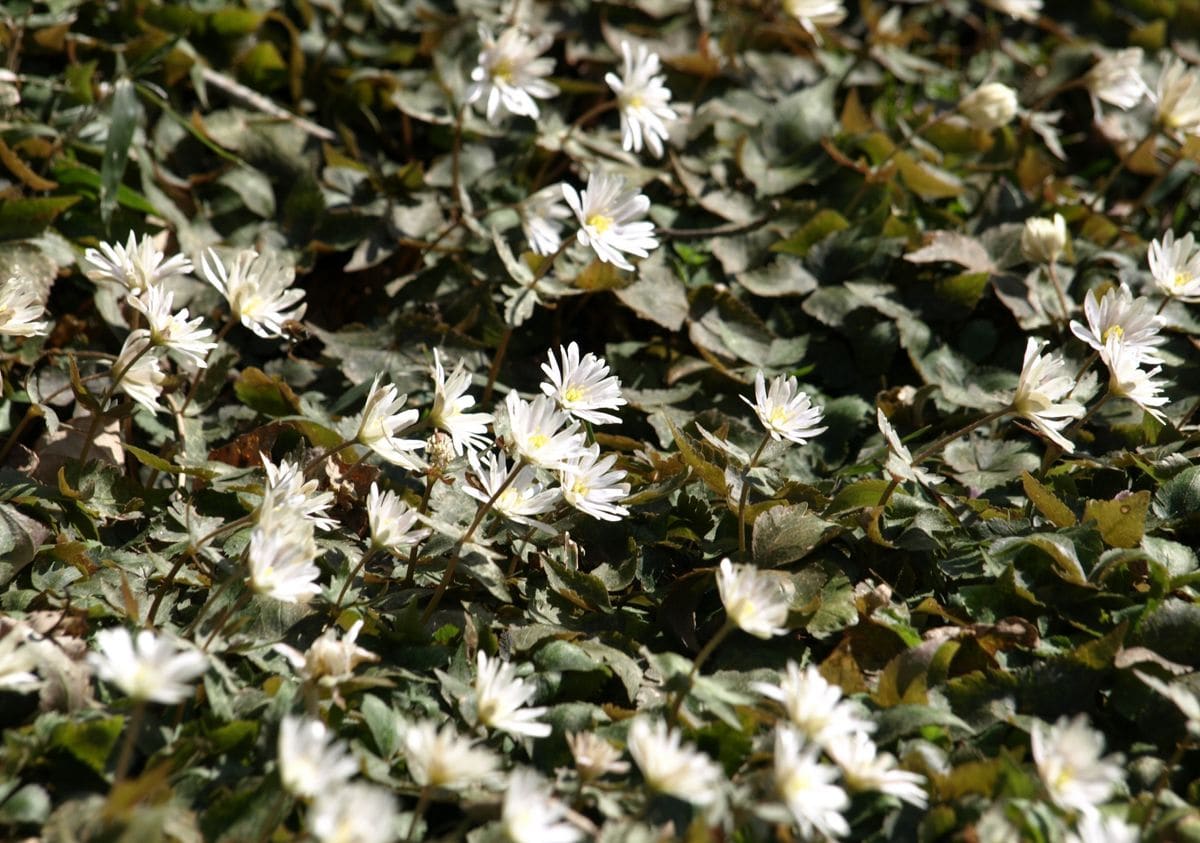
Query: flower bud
[
  {"left": 1021, "top": 213, "right": 1068, "bottom": 264},
  {"left": 425, "top": 430, "right": 456, "bottom": 478},
  {"left": 959, "top": 82, "right": 1018, "bottom": 131}
]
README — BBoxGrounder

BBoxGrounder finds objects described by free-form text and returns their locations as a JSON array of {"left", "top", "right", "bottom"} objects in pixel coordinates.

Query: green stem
[
  {"left": 405, "top": 785, "right": 432, "bottom": 843},
  {"left": 1045, "top": 261, "right": 1071, "bottom": 326},
  {"left": 667, "top": 619, "right": 735, "bottom": 725},
  {"left": 736, "top": 433, "right": 772, "bottom": 558},
  {"left": 146, "top": 550, "right": 192, "bottom": 629},
  {"left": 112, "top": 699, "right": 147, "bottom": 785},
  {"left": 78, "top": 340, "right": 155, "bottom": 465},
  {"left": 202, "top": 590, "right": 252, "bottom": 652},
  {"left": 302, "top": 439, "right": 355, "bottom": 477},
  {"left": 176, "top": 318, "right": 236, "bottom": 419},
  {"left": 402, "top": 474, "right": 436, "bottom": 587},
  {"left": 335, "top": 547, "right": 378, "bottom": 612}
]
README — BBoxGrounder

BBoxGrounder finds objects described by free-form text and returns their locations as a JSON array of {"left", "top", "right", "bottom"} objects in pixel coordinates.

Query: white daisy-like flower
[
  {"left": 261, "top": 455, "right": 338, "bottom": 531},
  {"left": 1086, "top": 48, "right": 1149, "bottom": 111},
  {"left": 0, "top": 626, "right": 40, "bottom": 692},
  {"left": 1156, "top": 58, "right": 1200, "bottom": 135},
  {"left": 782, "top": 0, "right": 847, "bottom": 40},
  {"left": 959, "top": 82, "right": 1019, "bottom": 132},
  {"left": 1031, "top": 714, "right": 1124, "bottom": 814},
  {"left": 88, "top": 627, "right": 208, "bottom": 704},
  {"left": 541, "top": 342, "right": 626, "bottom": 425},
  {"left": 567, "top": 731, "right": 631, "bottom": 781},
  {"left": 605, "top": 41, "right": 678, "bottom": 158},
  {"left": 465, "top": 25, "right": 558, "bottom": 123},
  {"left": 1066, "top": 813, "right": 1140, "bottom": 843},
  {"left": 127, "top": 284, "right": 216, "bottom": 368},
  {"left": 877, "top": 409, "right": 942, "bottom": 487},
  {"left": 716, "top": 558, "right": 790, "bottom": 639},
  {"left": 465, "top": 449, "right": 561, "bottom": 531},
  {"left": 366, "top": 482, "right": 431, "bottom": 555},
  {"left": 0, "top": 278, "right": 49, "bottom": 337},
  {"left": 562, "top": 171, "right": 658, "bottom": 272},
  {"left": 521, "top": 184, "right": 573, "bottom": 256},
  {"left": 1148, "top": 230, "right": 1200, "bottom": 300},
  {"left": 403, "top": 720, "right": 499, "bottom": 790},
  {"left": 627, "top": 717, "right": 724, "bottom": 806},
  {"left": 471, "top": 650, "right": 551, "bottom": 738},
  {"left": 1069, "top": 283, "right": 1165, "bottom": 364},
  {"left": 773, "top": 726, "right": 850, "bottom": 839},
  {"left": 308, "top": 782, "right": 397, "bottom": 843},
  {"left": 275, "top": 620, "right": 379, "bottom": 685},
  {"left": 1009, "top": 338, "right": 1086, "bottom": 453},
  {"left": 429, "top": 349, "right": 492, "bottom": 455},
  {"left": 112, "top": 333, "right": 168, "bottom": 414},
  {"left": 83, "top": 231, "right": 193, "bottom": 292},
  {"left": 981, "top": 0, "right": 1042, "bottom": 21},
  {"left": 560, "top": 444, "right": 630, "bottom": 522},
  {"left": 248, "top": 506, "right": 321, "bottom": 604},
  {"left": 502, "top": 769, "right": 584, "bottom": 843},
  {"left": 753, "top": 662, "right": 876, "bottom": 750},
  {"left": 1021, "top": 213, "right": 1068, "bottom": 265},
  {"left": 277, "top": 715, "right": 359, "bottom": 800},
  {"left": 200, "top": 247, "right": 306, "bottom": 340},
  {"left": 353, "top": 375, "right": 424, "bottom": 470},
  {"left": 826, "top": 731, "right": 929, "bottom": 808},
  {"left": 1105, "top": 337, "right": 1169, "bottom": 423},
  {"left": 504, "top": 391, "right": 586, "bottom": 470},
  {"left": 743, "top": 370, "right": 827, "bottom": 446}
]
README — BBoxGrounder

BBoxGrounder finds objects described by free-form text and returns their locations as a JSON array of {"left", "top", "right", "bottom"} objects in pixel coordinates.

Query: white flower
[
  {"left": 262, "top": 455, "right": 338, "bottom": 531},
  {"left": 127, "top": 284, "right": 216, "bottom": 368},
  {"left": 1087, "top": 48, "right": 1149, "bottom": 111},
  {"left": 83, "top": 231, "right": 193, "bottom": 292},
  {"left": 275, "top": 620, "right": 379, "bottom": 685},
  {"left": 1069, "top": 283, "right": 1164, "bottom": 363},
  {"left": 560, "top": 444, "right": 630, "bottom": 521},
  {"left": 773, "top": 726, "right": 850, "bottom": 839},
  {"left": 0, "top": 627, "right": 39, "bottom": 692},
  {"left": 782, "top": 0, "right": 847, "bottom": 40},
  {"left": 877, "top": 409, "right": 942, "bottom": 487},
  {"left": 959, "top": 82, "right": 1019, "bottom": 132},
  {"left": 520, "top": 184, "right": 573, "bottom": 256},
  {"left": 504, "top": 391, "right": 586, "bottom": 470},
  {"left": 0, "top": 278, "right": 48, "bottom": 337},
  {"left": 627, "top": 717, "right": 724, "bottom": 805},
  {"left": 541, "top": 342, "right": 626, "bottom": 425},
  {"left": 112, "top": 333, "right": 168, "bottom": 414},
  {"left": 403, "top": 720, "right": 498, "bottom": 790},
  {"left": 1021, "top": 213, "right": 1068, "bottom": 265},
  {"left": 366, "top": 482, "right": 431, "bottom": 555},
  {"left": 742, "top": 370, "right": 827, "bottom": 445},
  {"left": 466, "top": 25, "right": 558, "bottom": 122},
  {"left": 1031, "top": 714, "right": 1124, "bottom": 814},
  {"left": 200, "top": 247, "right": 306, "bottom": 339},
  {"left": 353, "top": 375, "right": 424, "bottom": 470},
  {"left": 277, "top": 715, "right": 358, "bottom": 799},
  {"left": 471, "top": 650, "right": 551, "bottom": 738},
  {"left": 981, "top": 0, "right": 1042, "bottom": 21},
  {"left": 1066, "top": 813, "right": 1140, "bottom": 843},
  {"left": 566, "top": 731, "right": 630, "bottom": 781},
  {"left": 1148, "top": 230, "right": 1200, "bottom": 300},
  {"left": 753, "top": 662, "right": 876, "bottom": 749},
  {"left": 502, "top": 769, "right": 584, "bottom": 843},
  {"left": 1156, "top": 58, "right": 1200, "bottom": 135},
  {"left": 0, "top": 69, "right": 20, "bottom": 107},
  {"left": 466, "top": 449, "right": 561, "bottom": 530},
  {"left": 1010, "top": 338, "right": 1086, "bottom": 453},
  {"left": 1105, "top": 337, "right": 1169, "bottom": 423},
  {"left": 308, "top": 783, "right": 397, "bottom": 843},
  {"left": 605, "top": 41, "right": 678, "bottom": 158},
  {"left": 429, "top": 349, "right": 492, "bottom": 455},
  {"left": 248, "top": 506, "right": 321, "bottom": 604},
  {"left": 826, "top": 731, "right": 929, "bottom": 808},
  {"left": 88, "top": 627, "right": 207, "bottom": 704},
  {"left": 716, "top": 558, "right": 790, "bottom": 639},
  {"left": 562, "top": 171, "right": 658, "bottom": 271}
]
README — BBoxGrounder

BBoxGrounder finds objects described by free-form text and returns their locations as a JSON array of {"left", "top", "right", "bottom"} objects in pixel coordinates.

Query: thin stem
[
  {"left": 302, "top": 439, "right": 355, "bottom": 476},
  {"left": 335, "top": 547, "right": 378, "bottom": 611},
  {"left": 1067, "top": 350, "right": 1100, "bottom": 397},
  {"left": 667, "top": 619, "right": 735, "bottom": 725},
  {"left": 191, "top": 514, "right": 253, "bottom": 554},
  {"left": 0, "top": 403, "right": 40, "bottom": 464},
  {"left": 1045, "top": 261, "right": 1071, "bottom": 326},
  {"left": 1156, "top": 296, "right": 1172, "bottom": 316},
  {"left": 846, "top": 109, "right": 948, "bottom": 213},
  {"left": 531, "top": 99, "right": 617, "bottom": 190},
  {"left": 736, "top": 433, "right": 772, "bottom": 558},
  {"left": 78, "top": 340, "right": 155, "bottom": 465},
  {"left": 112, "top": 700, "right": 147, "bottom": 785},
  {"left": 176, "top": 318, "right": 236, "bottom": 419},
  {"left": 405, "top": 785, "right": 432, "bottom": 843},
  {"left": 402, "top": 474, "right": 436, "bottom": 587},
  {"left": 202, "top": 590, "right": 251, "bottom": 652},
  {"left": 451, "top": 104, "right": 465, "bottom": 214},
  {"left": 146, "top": 551, "right": 192, "bottom": 628}
]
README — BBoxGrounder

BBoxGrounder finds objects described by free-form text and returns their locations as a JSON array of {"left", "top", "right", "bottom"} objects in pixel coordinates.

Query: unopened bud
[
  {"left": 1021, "top": 213, "right": 1068, "bottom": 265},
  {"left": 959, "top": 82, "right": 1018, "bottom": 131},
  {"left": 425, "top": 431, "right": 455, "bottom": 477}
]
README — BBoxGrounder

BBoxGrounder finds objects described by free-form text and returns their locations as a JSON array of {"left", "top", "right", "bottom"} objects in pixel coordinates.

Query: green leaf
[
  {"left": 51, "top": 716, "right": 125, "bottom": 775},
  {"left": 1021, "top": 471, "right": 1076, "bottom": 527},
  {"left": 361, "top": 693, "right": 400, "bottom": 758},
  {"left": 0, "top": 196, "right": 81, "bottom": 239},
  {"left": 752, "top": 503, "right": 839, "bottom": 567},
  {"left": 1084, "top": 491, "right": 1150, "bottom": 548},
  {"left": 100, "top": 78, "right": 141, "bottom": 226},
  {"left": 772, "top": 209, "right": 850, "bottom": 257},
  {"left": 543, "top": 557, "right": 613, "bottom": 613},
  {"left": 664, "top": 416, "right": 728, "bottom": 497},
  {"left": 1154, "top": 465, "right": 1200, "bottom": 522},
  {"left": 535, "top": 639, "right": 606, "bottom": 673},
  {"left": 873, "top": 703, "right": 974, "bottom": 746},
  {"left": 0, "top": 783, "right": 50, "bottom": 825},
  {"left": 825, "top": 478, "right": 890, "bottom": 515},
  {"left": 234, "top": 367, "right": 303, "bottom": 417}
]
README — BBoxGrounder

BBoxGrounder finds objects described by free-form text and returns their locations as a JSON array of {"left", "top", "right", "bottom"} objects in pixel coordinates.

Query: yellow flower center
[
  {"left": 768, "top": 406, "right": 790, "bottom": 427},
  {"left": 627, "top": 93, "right": 644, "bottom": 109},
  {"left": 1174, "top": 271, "right": 1192, "bottom": 288},
  {"left": 1102, "top": 324, "right": 1124, "bottom": 342},
  {"left": 563, "top": 386, "right": 585, "bottom": 403},
  {"left": 586, "top": 213, "right": 614, "bottom": 234},
  {"left": 492, "top": 57, "right": 515, "bottom": 82},
  {"left": 571, "top": 479, "right": 590, "bottom": 498},
  {"left": 527, "top": 433, "right": 549, "bottom": 450}
]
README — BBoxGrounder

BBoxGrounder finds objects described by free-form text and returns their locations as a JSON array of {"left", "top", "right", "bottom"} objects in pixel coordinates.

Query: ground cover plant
[{"left": 3, "top": 0, "right": 1200, "bottom": 840}]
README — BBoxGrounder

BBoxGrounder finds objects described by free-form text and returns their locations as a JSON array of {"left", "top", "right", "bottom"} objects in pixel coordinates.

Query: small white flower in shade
[
  {"left": 502, "top": 769, "right": 584, "bottom": 843},
  {"left": 1105, "top": 338, "right": 1169, "bottom": 423},
  {"left": 0, "top": 278, "right": 48, "bottom": 337},
  {"left": 773, "top": 726, "right": 850, "bottom": 839},
  {"left": 112, "top": 333, "right": 168, "bottom": 414},
  {"left": 403, "top": 720, "right": 499, "bottom": 790},
  {"left": 1086, "top": 48, "right": 1149, "bottom": 111},
  {"left": 200, "top": 247, "right": 306, "bottom": 339},
  {"left": 0, "top": 69, "right": 20, "bottom": 107},
  {"left": 248, "top": 507, "right": 321, "bottom": 604},
  {"left": 429, "top": 349, "right": 492, "bottom": 455},
  {"left": 566, "top": 731, "right": 631, "bottom": 781},
  {"left": 627, "top": 717, "right": 724, "bottom": 805},
  {"left": 782, "top": 0, "right": 847, "bottom": 40},
  {"left": 560, "top": 444, "right": 630, "bottom": 522},
  {"left": 127, "top": 285, "right": 216, "bottom": 368},
  {"left": 520, "top": 184, "right": 573, "bottom": 256},
  {"left": 471, "top": 650, "right": 551, "bottom": 738},
  {"left": 366, "top": 482, "right": 431, "bottom": 555},
  {"left": 308, "top": 782, "right": 397, "bottom": 843},
  {"left": 743, "top": 370, "right": 827, "bottom": 446},
  {"left": 275, "top": 620, "right": 379, "bottom": 685},
  {"left": 0, "top": 627, "right": 40, "bottom": 692},
  {"left": 1066, "top": 813, "right": 1140, "bottom": 843},
  {"left": 826, "top": 731, "right": 929, "bottom": 808},
  {"left": 466, "top": 25, "right": 558, "bottom": 123},
  {"left": 541, "top": 342, "right": 626, "bottom": 425},
  {"left": 716, "top": 558, "right": 790, "bottom": 639},
  {"left": 1156, "top": 58, "right": 1200, "bottom": 135},
  {"left": 1069, "top": 283, "right": 1164, "bottom": 363},
  {"left": 277, "top": 715, "right": 358, "bottom": 800},
  {"left": 1031, "top": 714, "right": 1124, "bottom": 814},
  {"left": 1010, "top": 338, "right": 1086, "bottom": 453},
  {"left": 1021, "top": 214, "right": 1068, "bottom": 265},
  {"left": 562, "top": 171, "right": 658, "bottom": 271},
  {"left": 504, "top": 391, "right": 586, "bottom": 470},
  {"left": 877, "top": 409, "right": 942, "bottom": 488},
  {"left": 753, "top": 662, "right": 876, "bottom": 749},
  {"left": 261, "top": 455, "right": 338, "bottom": 531},
  {"left": 353, "top": 376, "right": 425, "bottom": 470},
  {"left": 605, "top": 41, "right": 678, "bottom": 158},
  {"left": 88, "top": 627, "right": 207, "bottom": 704},
  {"left": 465, "top": 449, "right": 561, "bottom": 530},
  {"left": 83, "top": 231, "right": 193, "bottom": 292},
  {"left": 1148, "top": 230, "right": 1200, "bottom": 301},
  {"left": 959, "top": 82, "right": 1019, "bottom": 132},
  {"left": 981, "top": 0, "right": 1042, "bottom": 21}
]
